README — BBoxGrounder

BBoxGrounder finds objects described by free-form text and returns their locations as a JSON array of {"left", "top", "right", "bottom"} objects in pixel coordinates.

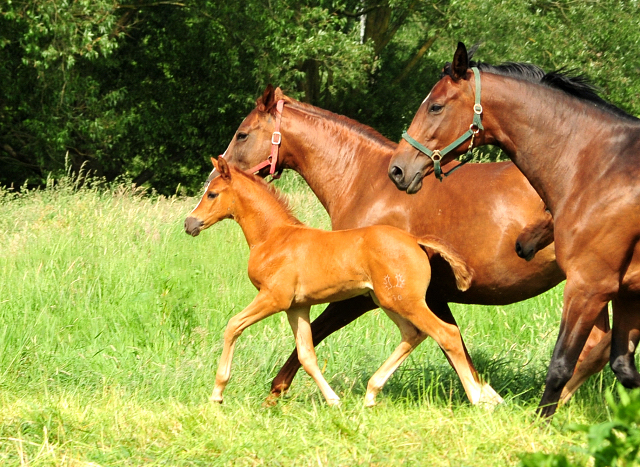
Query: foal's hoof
[
  {"left": 210, "top": 395, "right": 224, "bottom": 404},
  {"left": 327, "top": 398, "right": 341, "bottom": 407},
  {"left": 477, "top": 385, "right": 504, "bottom": 408},
  {"left": 262, "top": 393, "right": 280, "bottom": 408}
]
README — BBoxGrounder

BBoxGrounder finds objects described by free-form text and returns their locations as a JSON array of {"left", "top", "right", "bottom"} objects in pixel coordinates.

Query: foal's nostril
[
  {"left": 515, "top": 241, "right": 524, "bottom": 258},
  {"left": 389, "top": 165, "right": 404, "bottom": 183},
  {"left": 184, "top": 216, "right": 204, "bottom": 237}
]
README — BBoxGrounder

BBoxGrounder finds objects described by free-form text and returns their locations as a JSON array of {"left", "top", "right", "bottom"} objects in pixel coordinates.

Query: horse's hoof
[
  {"left": 210, "top": 395, "right": 224, "bottom": 404},
  {"left": 327, "top": 398, "right": 341, "bottom": 407}
]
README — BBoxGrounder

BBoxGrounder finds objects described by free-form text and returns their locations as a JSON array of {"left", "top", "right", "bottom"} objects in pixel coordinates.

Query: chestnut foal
[{"left": 184, "top": 158, "right": 501, "bottom": 406}]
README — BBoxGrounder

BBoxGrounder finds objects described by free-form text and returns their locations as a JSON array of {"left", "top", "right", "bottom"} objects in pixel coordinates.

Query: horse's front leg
[
  {"left": 610, "top": 296, "right": 640, "bottom": 388},
  {"left": 538, "top": 277, "right": 612, "bottom": 418},
  {"left": 560, "top": 305, "right": 611, "bottom": 404},
  {"left": 212, "top": 291, "right": 282, "bottom": 403},
  {"left": 267, "top": 295, "right": 376, "bottom": 403},
  {"left": 287, "top": 306, "right": 341, "bottom": 406}
]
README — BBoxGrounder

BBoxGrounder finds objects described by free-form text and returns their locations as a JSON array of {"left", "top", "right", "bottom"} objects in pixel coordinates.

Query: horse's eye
[
  {"left": 429, "top": 103, "right": 444, "bottom": 113},
  {"left": 236, "top": 132, "right": 249, "bottom": 141},
  {"left": 207, "top": 192, "right": 218, "bottom": 200}
]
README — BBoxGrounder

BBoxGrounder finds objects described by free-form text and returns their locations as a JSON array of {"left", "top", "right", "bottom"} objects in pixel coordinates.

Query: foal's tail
[{"left": 417, "top": 235, "right": 473, "bottom": 292}]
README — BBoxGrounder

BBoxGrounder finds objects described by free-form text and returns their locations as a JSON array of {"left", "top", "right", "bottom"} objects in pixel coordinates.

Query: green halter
[{"left": 402, "top": 67, "right": 483, "bottom": 181}]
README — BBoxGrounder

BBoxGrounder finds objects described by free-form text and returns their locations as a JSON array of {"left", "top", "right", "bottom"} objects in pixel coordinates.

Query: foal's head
[{"left": 184, "top": 157, "right": 238, "bottom": 237}]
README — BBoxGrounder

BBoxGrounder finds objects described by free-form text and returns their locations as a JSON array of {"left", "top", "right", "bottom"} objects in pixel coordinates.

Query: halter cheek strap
[
  {"left": 402, "top": 67, "right": 483, "bottom": 181},
  {"left": 219, "top": 99, "right": 285, "bottom": 180},
  {"left": 246, "top": 99, "right": 285, "bottom": 179}
]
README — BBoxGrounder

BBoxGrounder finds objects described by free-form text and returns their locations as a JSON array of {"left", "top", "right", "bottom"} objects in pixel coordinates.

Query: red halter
[{"left": 244, "top": 99, "right": 285, "bottom": 179}]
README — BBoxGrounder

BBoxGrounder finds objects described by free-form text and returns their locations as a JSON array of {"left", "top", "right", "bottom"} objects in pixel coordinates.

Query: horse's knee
[{"left": 545, "top": 360, "right": 575, "bottom": 391}]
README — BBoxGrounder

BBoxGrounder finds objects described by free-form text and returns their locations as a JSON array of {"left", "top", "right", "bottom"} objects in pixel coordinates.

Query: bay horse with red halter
[
  {"left": 388, "top": 42, "right": 640, "bottom": 417},
  {"left": 184, "top": 157, "right": 489, "bottom": 406},
  {"left": 206, "top": 84, "right": 611, "bottom": 407}
]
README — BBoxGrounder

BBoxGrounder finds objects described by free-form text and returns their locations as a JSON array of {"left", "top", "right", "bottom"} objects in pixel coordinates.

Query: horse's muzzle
[{"left": 184, "top": 216, "right": 204, "bottom": 237}]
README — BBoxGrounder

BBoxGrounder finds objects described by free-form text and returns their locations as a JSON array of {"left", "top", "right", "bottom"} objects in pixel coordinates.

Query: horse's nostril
[{"left": 389, "top": 165, "right": 404, "bottom": 182}]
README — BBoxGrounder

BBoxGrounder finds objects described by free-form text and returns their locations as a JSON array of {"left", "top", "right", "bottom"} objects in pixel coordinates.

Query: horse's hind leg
[
  {"left": 267, "top": 295, "right": 376, "bottom": 405},
  {"left": 287, "top": 306, "right": 341, "bottom": 406},
  {"left": 610, "top": 296, "right": 640, "bottom": 388},
  {"left": 212, "top": 291, "right": 282, "bottom": 403},
  {"left": 364, "top": 309, "right": 427, "bottom": 407},
  {"left": 560, "top": 305, "right": 611, "bottom": 404}
]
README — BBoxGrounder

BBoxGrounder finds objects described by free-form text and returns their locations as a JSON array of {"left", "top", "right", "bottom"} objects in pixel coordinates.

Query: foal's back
[{"left": 248, "top": 224, "right": 433, "bottom": 307}]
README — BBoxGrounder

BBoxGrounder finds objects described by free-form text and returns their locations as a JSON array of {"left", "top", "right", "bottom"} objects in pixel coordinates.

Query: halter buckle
[
  {"left": 271, "top": 131, "right": 282, "bottom": 145},
  {"left": 431, "top": 150, "right": 442, "bottom": 162},
  {"left": 473, "top": 103, "right": 483, "bottom": 115}
]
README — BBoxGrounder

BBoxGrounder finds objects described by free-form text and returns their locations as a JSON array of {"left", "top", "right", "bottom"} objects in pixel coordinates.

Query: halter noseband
[
  {"left": 219, "top": 99, "right": 285, "bottom": 180},
  {"left": 402, "top": 67, "right": 483, "bottom": 181}
]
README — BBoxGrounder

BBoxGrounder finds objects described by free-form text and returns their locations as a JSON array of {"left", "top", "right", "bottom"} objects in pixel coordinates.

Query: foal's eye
[
  {"left": 207, "top": 192, "right": 218, "bottom": 200},
  {"left": 236, "top": 132, "right": 249, "bottom": 141},
  {"left": 429, "top": 103, "right": 444, "bottom": 113}
]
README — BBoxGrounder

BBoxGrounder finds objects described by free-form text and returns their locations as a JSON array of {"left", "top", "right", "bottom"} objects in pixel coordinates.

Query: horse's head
[
  {"left": 185, "top": 157, "right": 236, "bottom": 236},
  {"left": 212, "top": 84, "right": 289, "bottom": 180},
  {"left": 389, "top": 42, "right": 482, "bottom": 193}
]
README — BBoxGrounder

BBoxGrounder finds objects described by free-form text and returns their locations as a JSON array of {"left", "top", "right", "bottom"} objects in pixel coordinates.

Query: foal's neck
[
  {"left": 281, "top": 104, "right": 396, "bottom": 228},
  {"left": 232, "top": 178, "right": 300, "bottom": 248}
]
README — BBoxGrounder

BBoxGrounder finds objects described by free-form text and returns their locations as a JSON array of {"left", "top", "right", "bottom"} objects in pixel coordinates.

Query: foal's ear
[
  {"left": 451, "top": 42, "right": 469, "bottom": 81},
  {"left": 216, "top": 157, "right": 232, "bottom": 181}
]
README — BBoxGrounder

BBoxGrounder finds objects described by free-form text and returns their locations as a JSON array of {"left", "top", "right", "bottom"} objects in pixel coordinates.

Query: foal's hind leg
[
  {"left": 610, "top": 297, "right": 640, "bottom": 388},
  {"left": 426, "top": 299, "right": 501, "bottom": 405},
  {"left": 287, "top": 307, "right": 341, "bottom": 406},
  {"left": 385, "top": 298, "right": 503, "bottom": 406},
  {"left": 364, "top": 309, "right": 427, "bottom": 407},
  {"left": 211, "top": 291, "right": 282, "bottom": 403}
]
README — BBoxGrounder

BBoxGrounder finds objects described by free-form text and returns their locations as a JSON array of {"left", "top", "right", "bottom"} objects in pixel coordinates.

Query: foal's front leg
[
  {"left": 287, "top": 307, "right": 341, "bottom": 406},
  {"left": 364, "top": 309, "right": 427, "bottom": 407},
  {"left": 211, "top": 291, "right": 282, "bottom": 403}
]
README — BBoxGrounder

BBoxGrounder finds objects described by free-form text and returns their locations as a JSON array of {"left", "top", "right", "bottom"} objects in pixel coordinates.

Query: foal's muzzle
[{"left": 184, "top": 216, "right": 204, "bottom": 237}]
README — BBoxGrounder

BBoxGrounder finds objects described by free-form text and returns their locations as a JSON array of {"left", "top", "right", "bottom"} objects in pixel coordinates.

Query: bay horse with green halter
[
  {"left": 184, "top": 157, "right": 493, "bottom": 406},
  {"left": 388, "top": 42, "right": 640, "bottom": 417},
  {"left": 210, "top": 85, "right": 610, "bottom": 407}
]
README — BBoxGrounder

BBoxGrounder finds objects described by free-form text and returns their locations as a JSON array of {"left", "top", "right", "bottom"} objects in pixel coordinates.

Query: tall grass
[{"left": 0, "top": 172, "right": 623, "bottom": 465}]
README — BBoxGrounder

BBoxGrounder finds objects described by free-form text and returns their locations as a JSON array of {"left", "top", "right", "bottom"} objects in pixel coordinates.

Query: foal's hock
[{"left": 185, "top": 157, "right": 502, "bottom": 406}]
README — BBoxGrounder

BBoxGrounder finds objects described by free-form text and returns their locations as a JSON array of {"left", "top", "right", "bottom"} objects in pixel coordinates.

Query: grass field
[{"left": 0, "top": 173, "right": 626, "bottom": 466}]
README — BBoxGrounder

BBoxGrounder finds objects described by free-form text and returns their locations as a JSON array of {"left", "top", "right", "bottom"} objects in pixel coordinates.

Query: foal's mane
[
  {"left": 257, "top": 94, "right": 396, "bottom": 150},
  {"left": 443, "top": 56, "right": 639, "bottom": 122},
  {"left": 231, "top": 167, "right": 302, "bottom": 225}
]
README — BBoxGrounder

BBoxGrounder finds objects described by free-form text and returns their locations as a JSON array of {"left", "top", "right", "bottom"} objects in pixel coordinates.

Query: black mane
[{"left": 443, "top": 54, "right": 638, "bottom": 122}]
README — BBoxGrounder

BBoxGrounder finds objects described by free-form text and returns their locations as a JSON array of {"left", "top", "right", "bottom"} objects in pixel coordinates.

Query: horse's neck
[
  {"left": 484, "top": 75, "right": 626, "bottom": 214},
  {"left": 282, "top": 107, "right": 395, "bottom": 228},
  {"left": 233, "top": 182, "right": 298, "bottom": 248}
]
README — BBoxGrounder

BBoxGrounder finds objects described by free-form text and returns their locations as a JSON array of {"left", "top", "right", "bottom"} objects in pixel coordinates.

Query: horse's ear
[
  {"left": 274, "top": 86, "right": 285, "bottom": 101},
  {"left": 257, "top": 84, "right": 276, "bottom": 112},
  {"left": 451, "top": 42, "right": 469, "bottom": 81},
  {"left": 217, "top": 156, "right": 231, "bottom": 181}
]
